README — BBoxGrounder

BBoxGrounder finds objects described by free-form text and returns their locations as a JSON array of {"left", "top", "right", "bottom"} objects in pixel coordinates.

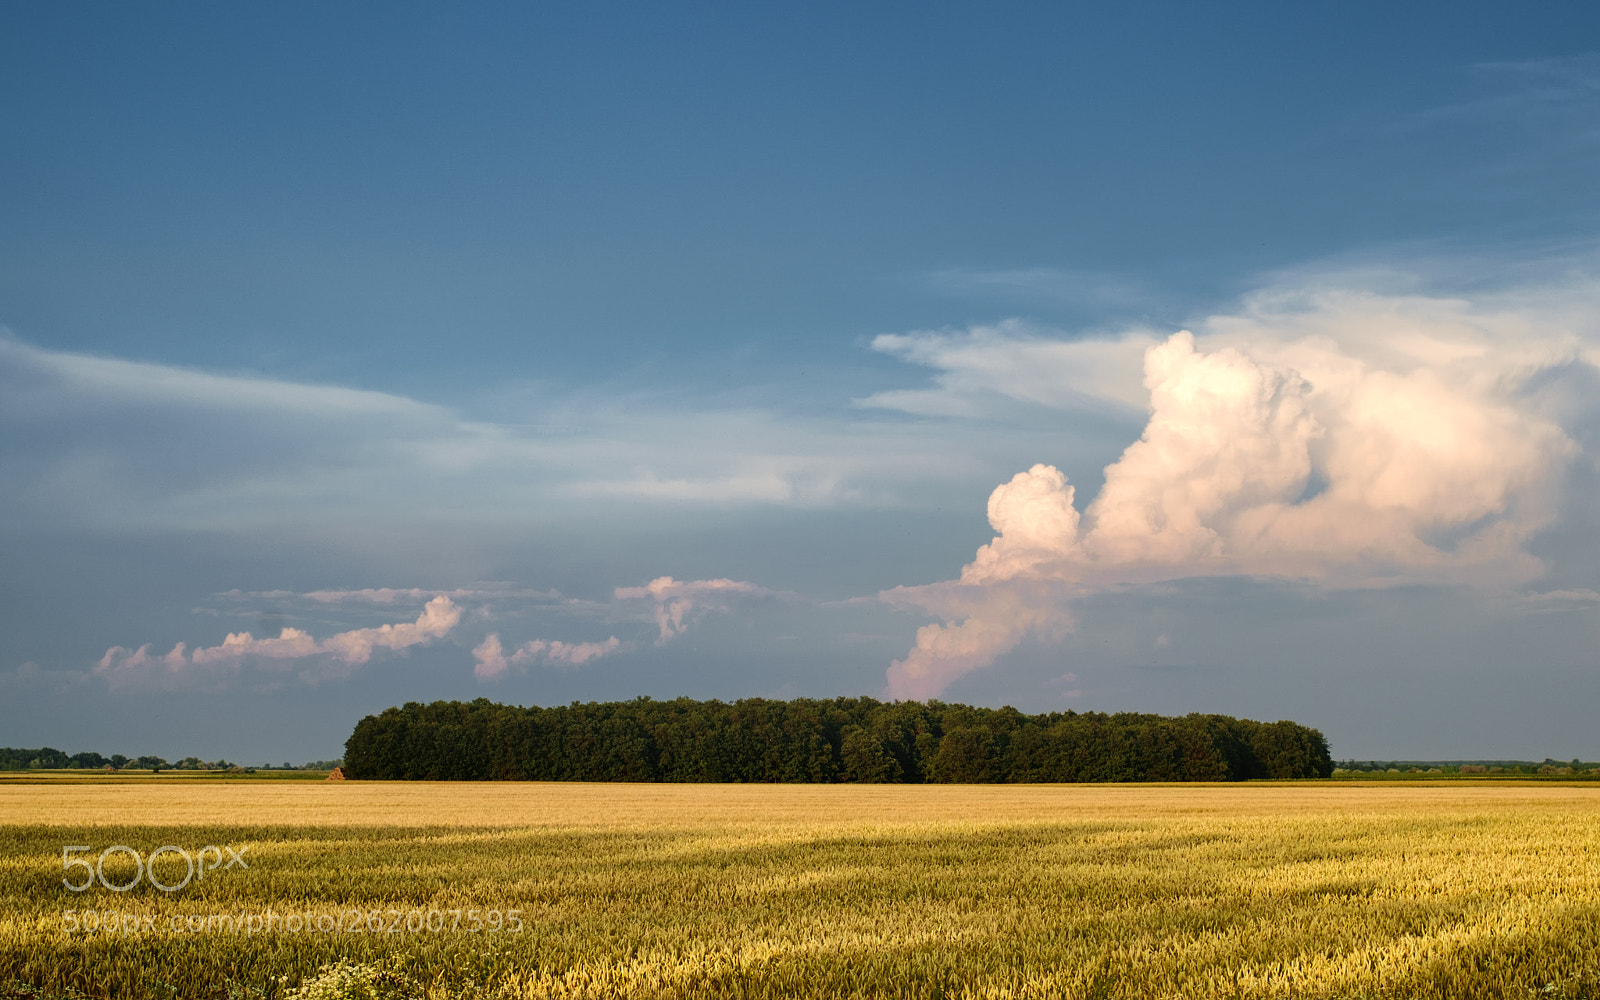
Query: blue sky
[{"left": 4, "top": 3, "right": 1600, "bottom": 764}]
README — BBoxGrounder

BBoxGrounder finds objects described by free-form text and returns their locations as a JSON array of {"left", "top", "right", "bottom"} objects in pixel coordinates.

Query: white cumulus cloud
[
  {"left": 613, "top": 576, "right": 775, "bottom": 643},
  {"left": 96, "top": 596, "right": 462, "bottom": 688},
  {"left": 884, "top": 283, "right": 1594, "bottom": 699},
  {"left": 471, "top": 633, "right": 625, "bottom": 680}
]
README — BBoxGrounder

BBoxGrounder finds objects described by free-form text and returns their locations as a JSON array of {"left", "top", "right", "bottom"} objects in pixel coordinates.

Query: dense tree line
[{"left": 344, "top": 697, "right": 1333, "bottom": 782}]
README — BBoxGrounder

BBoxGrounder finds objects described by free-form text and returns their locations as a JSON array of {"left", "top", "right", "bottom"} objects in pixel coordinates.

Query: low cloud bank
[
  {"left": 96, "top": 596, "right": 462, "bottom": 688},
  {"left": 93, "top": 575, "right": 773, "bottom": 689}
]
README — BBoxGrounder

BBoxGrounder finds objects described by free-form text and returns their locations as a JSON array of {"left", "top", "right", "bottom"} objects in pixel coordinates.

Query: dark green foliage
[
  {"left": 0, "top": 748, "right": 69, "bottom": 770},
  {"left": 344, "top": 697, "right": 1334, "bottom": 782},
  {"left": 839, "top": 726, "right": 899, "bottom": 783}
]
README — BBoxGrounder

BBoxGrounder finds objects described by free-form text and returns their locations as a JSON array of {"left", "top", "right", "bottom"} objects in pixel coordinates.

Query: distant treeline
[
  {"left": 344, "top": 697, "right": 1334, "bottom": 782},
  {"left": 1336, "top": 759, "right": 1597, "bottom": 776},
  {"left": 0, "top": 748, "right": 187, "bottom": 771},
  {"left": 0, "top": 748, "right": 335, "bottom": 772}
]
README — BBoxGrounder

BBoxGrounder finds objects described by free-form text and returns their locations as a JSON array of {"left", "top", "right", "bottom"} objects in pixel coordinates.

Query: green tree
[
  {"left": 929, "top": 726, "right": 996, "bottom": 783},
  {"left": 839, "top": 725, "right": 899, "bottom": 782}
]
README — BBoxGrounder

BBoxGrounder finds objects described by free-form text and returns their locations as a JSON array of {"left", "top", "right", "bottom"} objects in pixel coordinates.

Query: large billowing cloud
[
  {"left": 884, "top": 286, "right": 1593, "bottom": 699},
  {"left": 96, "top": 596, "right": 461, "bottom": 688}
]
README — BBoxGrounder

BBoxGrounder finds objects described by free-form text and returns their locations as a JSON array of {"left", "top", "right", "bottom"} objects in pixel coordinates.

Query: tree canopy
[{"left": 344, "top": 697, "right": 1333, "bottom": 782}]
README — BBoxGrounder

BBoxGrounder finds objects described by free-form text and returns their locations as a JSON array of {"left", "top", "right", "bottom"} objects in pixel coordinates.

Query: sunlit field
[{"left": 3, "top": 778, "right": 1599, "bottom": 999}]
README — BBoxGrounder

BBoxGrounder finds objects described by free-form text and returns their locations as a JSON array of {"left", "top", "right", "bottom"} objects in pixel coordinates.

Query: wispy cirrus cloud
[
  {"left": 917, "top": 266, "right": 1158, "bottom": 312},
  {"left": 1514, "top": 589, "right": 1600, "bottom": 615},
  {"left": 858, "top": 319, "right": 1157, "bottom": 416},
  {"left": 0, "top": 334, "right": 1033, "bottom": 541},
  {"left": 1403, "top": 53, "right": 1600, "bottom": 129},
  {"left": 217, "top": 586, "right": 568, "bottom": 607},
  {"left": 315, "top": 587, "right": 519, "bottom": 604}
]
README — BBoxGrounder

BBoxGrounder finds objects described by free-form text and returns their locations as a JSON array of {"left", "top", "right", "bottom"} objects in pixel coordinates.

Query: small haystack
[{"left": 326, "top": 766, "right": 345, "bottom": 781}]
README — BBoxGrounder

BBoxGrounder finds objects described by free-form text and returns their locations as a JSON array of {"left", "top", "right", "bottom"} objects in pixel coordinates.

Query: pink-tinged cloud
[
  {"left": 886, "top": 295, "right": 1582, "bottom": 699},
  {"left": 471, "top": 633, "right": 625, "bottom": 680},
  {"left": 96, "top": 596, "right": 461, "bottom": 688},
  {"left": 613, "top": 576, "right": 770, "bottom": 642},
  {"left": 883, "top": 580, "right": 1073, "bottom": 701}
]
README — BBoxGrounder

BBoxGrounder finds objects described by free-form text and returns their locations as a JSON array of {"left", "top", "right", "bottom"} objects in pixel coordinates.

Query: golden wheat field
[{"left": 3, "top": 778, "right": 1599, "bottom": 999}]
